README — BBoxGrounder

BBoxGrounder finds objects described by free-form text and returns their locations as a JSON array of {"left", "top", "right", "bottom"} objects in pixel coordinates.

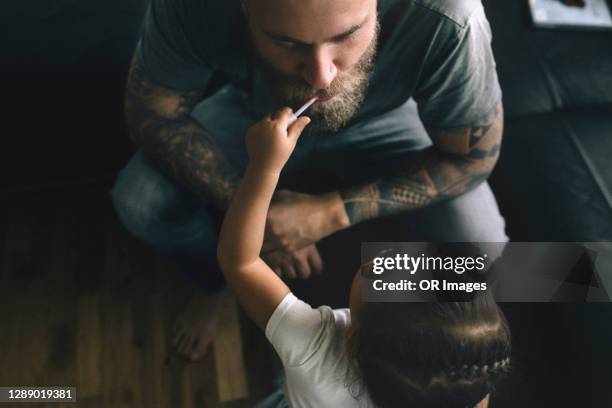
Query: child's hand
[{"left": 245, "top": 107, "right": 311, "bottom": 175}]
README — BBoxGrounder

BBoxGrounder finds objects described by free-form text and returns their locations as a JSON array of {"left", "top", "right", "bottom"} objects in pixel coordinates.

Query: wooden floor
[{"left": 0, "top": 185, "right": 279, "bottom": 408}]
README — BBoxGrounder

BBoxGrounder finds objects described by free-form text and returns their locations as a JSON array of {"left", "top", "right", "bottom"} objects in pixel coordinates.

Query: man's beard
[{"left": 259, "top": 22, "right": 379, "bottom": 132}]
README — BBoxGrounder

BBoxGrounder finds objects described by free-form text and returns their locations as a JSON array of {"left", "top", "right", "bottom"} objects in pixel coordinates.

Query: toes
[
  {"left": 189, "top": 338, "right": 201, "bottom": 361},
  {"left": 177, "top": 333, "right": 192, "bottom": 356},
  {"left": 173, "top": 326, "right": 186, "bottom": 348},
  {"left": 190, "top": 338, "right": 213, "bottom": 362},
  {"left": 190, "top": 349, "right": 207, "bottom": 361}
]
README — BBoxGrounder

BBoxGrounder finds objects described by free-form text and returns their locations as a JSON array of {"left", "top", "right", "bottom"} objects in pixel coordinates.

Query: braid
[
  {"left": 447, "top": 357, "right": 511, "bottom": 382},
  {"left": 356, "top": 352, "right": 511, "bottom": 408}
]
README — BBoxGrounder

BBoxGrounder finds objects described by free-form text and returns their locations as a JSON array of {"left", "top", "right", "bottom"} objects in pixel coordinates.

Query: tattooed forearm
[
  {"left": 340, "top": 103, "right": 504, "bottom": 225},
  {"left": 124, "top": 56, "right": 238, "bottom": 210}
]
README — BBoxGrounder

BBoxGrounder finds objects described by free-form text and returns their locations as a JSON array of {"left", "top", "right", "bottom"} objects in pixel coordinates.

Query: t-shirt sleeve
[
  {"left": 136, "top": 0, "right": 213, "bottom": 91},
  {"left": 265, "top": 293, "right": 336, "bottom": 367},
  {"left": 413, "top": 3, "right": 502, "bottom": 129}
]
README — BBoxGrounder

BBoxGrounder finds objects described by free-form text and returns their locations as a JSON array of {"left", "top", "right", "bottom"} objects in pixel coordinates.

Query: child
[{"left": 217, "top": 108, "right": 511, "bottom": 408}]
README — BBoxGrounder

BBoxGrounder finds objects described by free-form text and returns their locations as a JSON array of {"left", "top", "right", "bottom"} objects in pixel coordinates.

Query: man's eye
[
  {"left": 333, "top": 32, "right": 355, "bottom": 44},
  {"left": 276, "top": 41, "right": 296, "bottom": 49}
]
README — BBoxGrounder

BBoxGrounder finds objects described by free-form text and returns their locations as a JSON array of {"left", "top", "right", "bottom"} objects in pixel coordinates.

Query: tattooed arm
[
  {"left": 339, "top": 102, "right": 504, "bottom": 225},
  {"left": 124, "top": 55, "right": 239, "bottom": 210},
  {"left": 125, "top": 54, "right": 325, "bottom": 279}
]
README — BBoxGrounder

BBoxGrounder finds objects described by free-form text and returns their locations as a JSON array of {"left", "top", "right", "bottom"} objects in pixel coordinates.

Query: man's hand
[
  {"left": 262, "top": 244, "right": 324, "bottom": 280},
  {"left": 263, "top": 189, "right": 349, "bottom": 253}
]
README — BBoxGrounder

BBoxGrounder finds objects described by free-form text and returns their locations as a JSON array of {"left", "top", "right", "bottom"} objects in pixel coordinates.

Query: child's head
[{"left": 348, "top": 294, "right": 511, "bottom": 408}]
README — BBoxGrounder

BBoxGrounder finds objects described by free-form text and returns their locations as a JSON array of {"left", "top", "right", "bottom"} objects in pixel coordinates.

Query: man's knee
[
  {"left": 111, "top": 175, "right": 161, "bottom": 242},
  {"left": 401, "top": 182, "right": 508, "bottom": 260},
  {"left": 425, "top": 183, "right": 507, "bottom": 241},
  {"left": 352, "top": 182, "right": 508, "bottom": 262},
  {"left": 110, "top": 151, "right": 189, "bottom": 243}
]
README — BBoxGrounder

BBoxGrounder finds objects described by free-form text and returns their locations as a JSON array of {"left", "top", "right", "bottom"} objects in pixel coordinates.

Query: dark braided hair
[{"left": 348, "top": 292, "right": 511, "bottom": 408}]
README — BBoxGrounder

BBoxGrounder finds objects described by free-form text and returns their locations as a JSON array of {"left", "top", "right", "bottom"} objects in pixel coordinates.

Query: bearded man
[{"left": 111, "top": 0, "right": 507, "bottom": 361}]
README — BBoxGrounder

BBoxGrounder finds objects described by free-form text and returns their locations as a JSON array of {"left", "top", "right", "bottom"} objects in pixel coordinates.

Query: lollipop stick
[{"left": 288, "top": 97, "right": 318, "bottom": 125}]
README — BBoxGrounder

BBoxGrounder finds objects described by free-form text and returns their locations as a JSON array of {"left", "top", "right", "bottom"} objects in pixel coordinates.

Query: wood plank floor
[{"left": 0, "top": 185, "right": 279, "bottom": 408}]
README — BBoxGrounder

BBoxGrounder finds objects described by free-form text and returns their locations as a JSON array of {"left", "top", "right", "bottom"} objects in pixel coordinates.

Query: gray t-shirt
[{"left": 137, "top": 0, "right": 501, "bottom": 129}]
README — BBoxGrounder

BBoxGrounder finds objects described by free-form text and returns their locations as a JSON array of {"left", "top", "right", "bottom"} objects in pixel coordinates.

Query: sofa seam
[{"left": 562, "top": 116, "right": 612, "bottom": 217}]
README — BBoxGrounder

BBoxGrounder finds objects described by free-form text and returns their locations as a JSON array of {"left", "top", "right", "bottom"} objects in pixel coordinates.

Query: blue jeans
[
  {"left": 111, "top": 85, "right": 509, "bottom": 292},
  {"left": 255, "top": 370, "right": 290, "bottom": 408}
]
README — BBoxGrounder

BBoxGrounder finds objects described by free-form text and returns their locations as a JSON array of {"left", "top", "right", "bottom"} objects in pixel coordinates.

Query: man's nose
[{"left": 303, "top": 46, "right": 338, "bottom": 90}]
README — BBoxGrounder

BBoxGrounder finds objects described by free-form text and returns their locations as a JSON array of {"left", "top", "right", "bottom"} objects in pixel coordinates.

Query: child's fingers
[
  {"left": 288, "top": 116, "right": 311, "bottom": 141},
  {"left": 271, "top": 107, "right": 293, "bottom": 122}
]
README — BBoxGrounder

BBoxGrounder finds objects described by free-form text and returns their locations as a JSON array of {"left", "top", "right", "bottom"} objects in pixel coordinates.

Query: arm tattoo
[
  {"left": 340, "top": 103, "right": 503, "bottom": 225},
  {"left": 124, "top": 56, "right": 239, "bottom": 210}
]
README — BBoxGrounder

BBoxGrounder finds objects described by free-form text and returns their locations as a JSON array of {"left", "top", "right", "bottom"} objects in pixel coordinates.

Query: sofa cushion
[
  {"left": 491, "top": 105, "right": 612, "bottom": 241},
  {"left": 484, "top": 0, "right": 612, "bottom": 117}
]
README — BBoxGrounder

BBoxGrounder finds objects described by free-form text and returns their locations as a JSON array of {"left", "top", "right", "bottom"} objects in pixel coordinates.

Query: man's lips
[{"left": 316, "top": 93, "right": 335, "bottom": 102}]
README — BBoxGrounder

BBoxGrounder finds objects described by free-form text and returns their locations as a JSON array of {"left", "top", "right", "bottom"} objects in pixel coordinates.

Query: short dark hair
[{"left": 349, "top": 293, "right": 511, "bottom": 408}]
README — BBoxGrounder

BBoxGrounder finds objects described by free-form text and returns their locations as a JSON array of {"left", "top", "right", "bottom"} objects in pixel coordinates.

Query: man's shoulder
[{"left": 410, "top": 0, "right": 483, "bottom": 28}]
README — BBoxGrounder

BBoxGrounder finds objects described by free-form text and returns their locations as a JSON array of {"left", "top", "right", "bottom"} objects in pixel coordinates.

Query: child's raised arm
[{"left": 217, "top": 108, "right": 310, "bottom": 330}]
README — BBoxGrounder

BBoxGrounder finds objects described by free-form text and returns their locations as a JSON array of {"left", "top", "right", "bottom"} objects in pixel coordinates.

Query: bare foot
[{"left": 172, "top": 289, "right": 228, "bottom": 362}]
